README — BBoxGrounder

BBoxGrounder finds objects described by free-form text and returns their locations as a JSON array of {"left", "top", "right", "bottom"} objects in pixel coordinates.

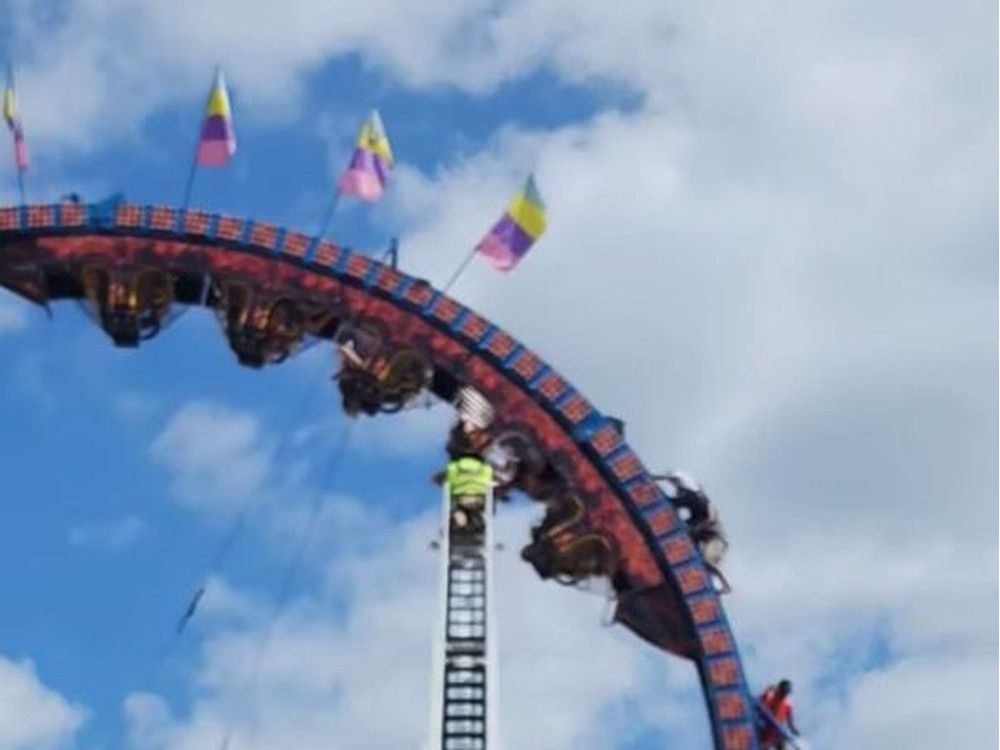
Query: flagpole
[
  {"left": 441, "top": 248, "right": 477, "bottom": 294},
  {"left": 317, "top": 192, "right": 342, "bottom": 238},
  {"left": 6, "top": 62, "right": 25, "bottom": 205},
  {"left": 182, "top": 64, "right": 222, "bottom": 211},
  {"left": 381, "top": 236, "right": 399, "bottom": 268},
  {"left": 181, "top": 151, "right": 198, "bottom": 210}
]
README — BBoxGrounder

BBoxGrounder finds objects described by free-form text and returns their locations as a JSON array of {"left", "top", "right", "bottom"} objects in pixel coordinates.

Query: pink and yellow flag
[
  {"left": 3, "top": 71, "right": 29, "bottom": 173},
  {"left": 475, "top": 175, "right": 547, "bottom": 271},
  {"left": 196, "top": 69, "right": 236, "bottom": 167},
  {"left": 338, "top": 109, "right": 393, "bottom": 201}
]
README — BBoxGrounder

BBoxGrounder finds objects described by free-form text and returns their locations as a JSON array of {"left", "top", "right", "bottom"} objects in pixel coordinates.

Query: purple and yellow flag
[
  {"left": 3, "top": 70, "right": 28, "bottom": 173},
  {"left": 338, "top": 110, "right": 393, "bottom": 201},
  {"left": 196, "top": 69, "right": 236, "bottom": 167},
  {"left": 475, "top": 175, "right": 547, "bottom": 271}
]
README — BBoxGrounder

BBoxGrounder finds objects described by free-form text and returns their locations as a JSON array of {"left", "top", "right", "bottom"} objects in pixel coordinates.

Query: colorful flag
[
  {"left": 338, "top": 109, "right": 393, "bottom": 201},
  {"left": 2, "top": 79, "right": 16, "bottom": 129},
  {"left": 196, "top": 69, "right": 236, "bottom": 167},
  {"left": 3, "top": 71, "right": 28, "bottom": 172},
  {"left": 475, "top": 175, "right": 547, "bottom": 271}
]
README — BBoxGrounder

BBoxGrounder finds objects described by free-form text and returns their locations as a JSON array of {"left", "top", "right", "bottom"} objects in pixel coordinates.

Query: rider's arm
[{"left": 786, "top": 708, "right": 799, "bottom": 737}]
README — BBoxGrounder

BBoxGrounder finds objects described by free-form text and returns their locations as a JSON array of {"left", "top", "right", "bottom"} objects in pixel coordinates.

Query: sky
[{"left": 0, "top": 1, "right": 997, "bottom": 749}]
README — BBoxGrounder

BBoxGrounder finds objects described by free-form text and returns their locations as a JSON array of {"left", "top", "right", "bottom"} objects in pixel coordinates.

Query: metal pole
[
  {"left": 484, "top": 485, "right": 499, "bottom": 749},
  {"left": 426, "top": 482, "right": 452, "bottom": 749},
  {"left": 182, "top": 66, "right": 220, "bottom": 211},
  {"left": 441, "top": 248, "right": 477, "bottom": 294},
  {"left": 6, "top": 64, "right": 26, "bottom": 205},
  {"left": 181, "top": 154, "right": 198, "bottom": 210},
  {"left": 381, "top": 236, "right": 399, "bottom": 268},
  {"left": 317, "top": 192, "right": 342, "bottom": 239}
]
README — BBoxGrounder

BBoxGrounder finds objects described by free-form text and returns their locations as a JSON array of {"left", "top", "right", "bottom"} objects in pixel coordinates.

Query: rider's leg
[{"left": 700, "top": 536, "right": 728, "bottom": 567}]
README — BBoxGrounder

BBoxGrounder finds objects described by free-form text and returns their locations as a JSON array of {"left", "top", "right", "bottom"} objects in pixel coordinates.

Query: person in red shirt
[{"left": 758, "top": 679, "right": 800, "bottom": 749}]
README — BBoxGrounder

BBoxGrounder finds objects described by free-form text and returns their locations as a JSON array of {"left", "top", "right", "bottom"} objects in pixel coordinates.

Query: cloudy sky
[{"left": 0, "top": 1, "right": 996, "bottom": 748}]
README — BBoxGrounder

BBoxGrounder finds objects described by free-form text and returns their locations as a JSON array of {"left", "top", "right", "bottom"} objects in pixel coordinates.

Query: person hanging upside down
[
  {"left": 656, "top": 472, "right": 730, "bottom": 591},
  {"left": 758, "top": 679, "right": 800, "bottom": 749},
  {"left": 444, "top": 451, "right": 493, "bottom": 534}
]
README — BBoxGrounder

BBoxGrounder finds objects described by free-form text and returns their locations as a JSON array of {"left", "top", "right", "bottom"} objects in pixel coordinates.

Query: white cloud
[
  {"left": 289, "top": 397, "right": 454, "bottom": 461},
  {"left": 6, "top": 0, "right": 990, "bottom": 745},
  {"left": 0, "top": 656, "right": 87, "bottom": 750},
  {"left": 10, "top": 0, "right": 991, "bottom": 161},
  {"left": 194, "top": 576, "right": 268, "bottom": 627},
  {"left": 150, "top": 401, "right": 275, "bottom": 515},
  {"left": 370, "top": 1, "right": 996, "bottom": 744},
  {"left": 7, "top": 0, "right": 497, "bottom": 154},
  {"left": 125, "top": 505, "right": 710, "bottom": 750},
  {"left": 349, "top": 400, "right": 455, "bottom": 458},
  {"left": 835, "top": 654, "right": 998, "bottom": 747},
  {"left": 145, "top": 399, "right": 444, "bottom": 578},
  {"left": 68, "top": 514, "right": 147, "bottom": 552}
]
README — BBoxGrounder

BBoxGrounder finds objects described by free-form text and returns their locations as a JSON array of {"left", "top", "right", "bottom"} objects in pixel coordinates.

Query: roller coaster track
[{"left": 0, "top": 198, "right": 760, "bottom": 749}]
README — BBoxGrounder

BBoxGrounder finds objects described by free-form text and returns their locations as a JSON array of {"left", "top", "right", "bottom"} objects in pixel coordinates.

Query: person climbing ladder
[{"left": 445, "top": 451, "right": 494, "bottom": 534}]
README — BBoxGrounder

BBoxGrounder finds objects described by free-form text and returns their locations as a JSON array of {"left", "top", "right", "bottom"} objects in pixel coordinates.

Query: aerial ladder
[{"left": 427, "top": 477, "right": 498, "bottom": 750}]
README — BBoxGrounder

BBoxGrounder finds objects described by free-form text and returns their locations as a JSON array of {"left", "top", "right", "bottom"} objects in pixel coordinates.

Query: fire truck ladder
[{"left": 427, "top": 483, "right": 497, "bottom": 750}]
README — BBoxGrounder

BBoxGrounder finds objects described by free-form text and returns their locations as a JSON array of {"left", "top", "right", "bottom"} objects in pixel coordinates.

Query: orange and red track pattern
[{"left": 0, "top": 198, "right": 759, "bottom": 749}]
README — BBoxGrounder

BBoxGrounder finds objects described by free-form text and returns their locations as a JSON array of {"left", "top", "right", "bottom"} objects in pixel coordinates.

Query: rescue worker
[
  {"left": 758, "top": 679, "right": 800, "bottom": 749},
  {"left": 445, "top": 452, "right": 493, "bottom": 533}
]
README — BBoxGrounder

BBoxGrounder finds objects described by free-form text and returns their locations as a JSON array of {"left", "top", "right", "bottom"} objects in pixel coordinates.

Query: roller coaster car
[
  {"left": 480, "top": 428, "right": 546, "bottom": 497},
  {"left": 81, "top": 265, "right": 173, "bottom": 347},
  {"left": 613, "top": 581, "right": 699, "bottom": 660},
  {"left": 513, "top": 460, "right": 565, "bottom": 503},
  {"left": 214, "top": 282, "right": 315, "bottom": 367},
  {"left": 521, "top": 494, "right": 616, "bottom": 584},
  {"left": 335, "top": 324, "right": 430, "bottom": 416}
]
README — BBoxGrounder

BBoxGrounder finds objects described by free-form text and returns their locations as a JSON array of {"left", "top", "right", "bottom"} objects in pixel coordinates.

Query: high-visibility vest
[{"left": 446, "top": 457, "right": 493, "bottom": 496}]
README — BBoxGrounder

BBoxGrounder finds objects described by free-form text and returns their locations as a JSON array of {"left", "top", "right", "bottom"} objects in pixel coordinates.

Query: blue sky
[{"left": 0, "top": 2, "right": 997, "bottom": 749}]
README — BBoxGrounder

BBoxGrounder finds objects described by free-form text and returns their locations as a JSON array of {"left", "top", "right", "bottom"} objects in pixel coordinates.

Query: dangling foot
[{"left": 705, "top": 562, "right": 732, "bottom": 594}]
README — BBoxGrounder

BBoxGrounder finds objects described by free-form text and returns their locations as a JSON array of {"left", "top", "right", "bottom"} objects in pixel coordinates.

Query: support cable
[
  {"left": 146, "top": 361, "right": 332, "bottom": 684},
  {"left": 216, "top": 420, "right": 355, "bottom": 750}
]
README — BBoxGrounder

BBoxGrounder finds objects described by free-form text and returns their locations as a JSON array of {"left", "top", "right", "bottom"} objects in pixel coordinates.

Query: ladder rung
[
  {"left": 444, "top": 739, "right": 484, "bottom": 750},
  {"left": 447, "top": 686, "right": 484, "bottom": 700},
  {"left": 449, "top": 595, "right": 485, "bottom": 606},
  {"left": 448, "top": 610, "right": 485, "bottom": 623},
  {"left": 446, "top": 669, "right": 484, "bottom": 683},
  {"left": 445, "top": 703, "right": 485, "bottom": 717},
  {"left": 445, "top": 720, "right": 484, "bottom": 734}
]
